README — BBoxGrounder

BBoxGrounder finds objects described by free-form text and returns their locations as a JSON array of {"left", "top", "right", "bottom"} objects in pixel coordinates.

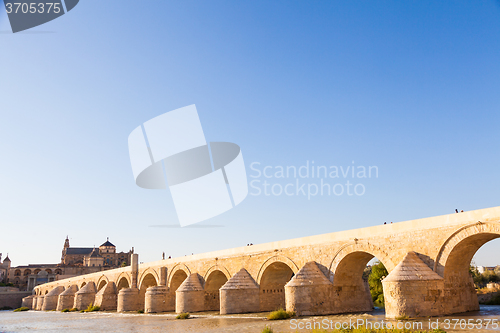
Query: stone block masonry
[{"left": 27, "top": 206, "right": 500, "bottom": 318}]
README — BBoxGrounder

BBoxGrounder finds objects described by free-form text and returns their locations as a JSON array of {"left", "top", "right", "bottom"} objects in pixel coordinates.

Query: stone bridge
[{"left": 26, "top": 206, "right": 500, "bottom": 318}]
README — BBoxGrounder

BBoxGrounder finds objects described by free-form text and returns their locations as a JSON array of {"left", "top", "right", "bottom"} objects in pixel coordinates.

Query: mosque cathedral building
[{"left": 3, "top": 237, "right": 133, "bottom": 291}]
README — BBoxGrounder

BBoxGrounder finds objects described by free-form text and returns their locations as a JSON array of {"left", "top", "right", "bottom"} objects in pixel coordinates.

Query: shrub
[
  {"left": 61, "top": 308, "right": 70, "bottom": 312},
  {"left": 13, "top": 307, "right": 29, "bottom": 312},
  {"left": 69, "top": 308, "right": 78, "bottom": 312},
  {"left": 267, "top": 308, "right": 295, "bottom": 320},
  {"left": 395, "top": 314, "right": 410, "bottom": 321},
  {"left": 262, "top": 326, "right": 274, "bottom": 333},
  {"left": 176, "top": 312, "right": 190, "bottom": 319},
  {"left": 137, "top": 309, "right": 144, "bottom": 313},
  {"left": 369, "top": 261, "right": 388, "bottom": 307},
  {"left": 470, "top": 265, "right": 500, "bottom": 289},
  {"left": 485, "top": 293, "right": 500, "bottom": 305},
  {"left": 83, "top": 304, "right": 100, "bottom": 312}
]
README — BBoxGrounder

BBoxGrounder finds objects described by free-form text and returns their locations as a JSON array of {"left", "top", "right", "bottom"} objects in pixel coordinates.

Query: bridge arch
[
  {"left": 97, "top": 275, "right": 109, "bottom": 291},
  {"left": 328, "top": 241, "right": 393, "bottom": 312},
  {"left": 433, "top": 222, "right": 500, "bottom": 313},
  {"left": 257, "top": 255, "right": 299, "bottom": 312},
  {"left": 203, "top": 265, "right": 230, "bottom": 311},
  {"left": 203, "top": 265, "right": 231, "bottom": 282},
  {"left": 167, "top": 264, "right": 190, "bottom": 290},
  {"left": 256, "top": 255, "right": 299, "bottom": 285},
  {"left": 167, "top": 264, "right": 190, "bottom": 309},
  {"left": 434, "top": 222, "right": 500, "bottom": 277},
  {"left": 138, "top": 269, "right": 159, "bottom": 310},
  {"left": 328, "top": 241, "right": 394, "bottom": 278},
  {"left": 138, "top": 268, "right": 159, "bottom": 290},
  {"left": 116, "top": 272, "right": 131, "bottom": 292},
  {"left": 80, "top": 281, "right": 87, "bottom": 289},
  {"left": 67, "top": 283, "right": 78, "bottom": 290}
]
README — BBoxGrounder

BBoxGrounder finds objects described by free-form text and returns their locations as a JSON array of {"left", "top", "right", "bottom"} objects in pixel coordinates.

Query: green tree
[
  {"left": 484, "top": 270, "right": 499, "bottom": 283},
  {"left": 469, "top": 266, "right": 500, "bottom": 288},
  {"left": 470, "top": 265, "right": 486, "bottom": 288},
  {"left": 368, "top": 261, "right": 388, "bottom": 307}
]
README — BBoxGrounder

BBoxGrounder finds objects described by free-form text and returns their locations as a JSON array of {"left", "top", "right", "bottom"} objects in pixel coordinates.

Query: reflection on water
[{"left": 0, "top": 306, "right": 499, "bottom": 333}]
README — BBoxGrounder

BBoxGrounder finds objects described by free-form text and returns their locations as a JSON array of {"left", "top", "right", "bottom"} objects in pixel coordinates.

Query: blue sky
[{"left": 0, "top": 1, "right": 499, "bottom": 266}]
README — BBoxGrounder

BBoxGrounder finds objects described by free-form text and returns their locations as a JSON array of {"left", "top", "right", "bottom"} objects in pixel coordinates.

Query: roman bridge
[{"left": 26, "top": 206, "right": 500, "bottom": 318}]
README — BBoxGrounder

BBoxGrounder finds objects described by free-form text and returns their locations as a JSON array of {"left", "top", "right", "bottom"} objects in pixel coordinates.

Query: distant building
[
  {"left": 61, "top": 237, "right": 132, "bottom": 267},
  {"left": 6, "top": 236, "right": 134, "bottom": 291},
  {"left": 0, "top": 253, "right": 11, "bottom": 283},
  {"left": 477, "top": 266, "right": 497, "bottom": 274}
]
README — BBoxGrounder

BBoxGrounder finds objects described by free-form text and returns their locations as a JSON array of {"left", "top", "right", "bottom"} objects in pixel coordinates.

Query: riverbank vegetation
[
  {"left": 13, "top": 307, "right": 28, "bottom": 312},
  {"left": 470, "top": 266, "right": 500, "bottom": 288},
  {"left": 267, "top": 308, "right": 295, "bottom": 320},
  {"left": 81, "top": 304, "right": 100, "bottom": 312},
  {"left": 367, "top": 261, "right": 388, "bottom": 307},
  {"left": 176, "top": 312, "right": 190, "bottom": 319},
  {"left": 471, "top": 265, "right": 500, "bottom": 304}
]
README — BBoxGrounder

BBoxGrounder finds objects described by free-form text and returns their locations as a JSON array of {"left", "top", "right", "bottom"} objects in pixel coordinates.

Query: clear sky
[{"left": 0, "top": 1, "right": 499, "bottom": 267}]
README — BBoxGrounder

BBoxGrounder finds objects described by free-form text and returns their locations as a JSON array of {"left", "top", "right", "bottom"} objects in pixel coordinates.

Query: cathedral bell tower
[{"left": 61, "top": 236, "right": 70, "bottom": 263}]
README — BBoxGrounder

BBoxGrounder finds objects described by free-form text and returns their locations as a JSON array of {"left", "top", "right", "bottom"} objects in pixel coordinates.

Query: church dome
[{"left": 99, "top": 238, "right": 115, "bottom": 248}]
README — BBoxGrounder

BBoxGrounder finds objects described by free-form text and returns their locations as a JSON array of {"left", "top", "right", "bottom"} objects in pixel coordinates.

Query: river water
[{"left": 1, "top": 306, "right": 499, "bottom": 332}]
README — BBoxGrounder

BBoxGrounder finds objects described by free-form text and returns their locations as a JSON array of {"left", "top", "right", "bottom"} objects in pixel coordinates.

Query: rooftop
[
  {"left": 89, "top": 248, "right": 102, "bottom": 258},
  {"left": 65, "top": 248, "right": 93, "bottom": 255},
  {"left": 99, "top": 238, "right": 115, "bottom": 248}
]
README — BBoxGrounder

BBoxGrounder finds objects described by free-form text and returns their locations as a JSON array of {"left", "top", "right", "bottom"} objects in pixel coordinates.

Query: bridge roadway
[{"left": 25, "top": 206, "right": 500, "bottom": 318}]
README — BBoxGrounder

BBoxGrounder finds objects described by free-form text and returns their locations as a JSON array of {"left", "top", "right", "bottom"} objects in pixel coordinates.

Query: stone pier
[
  {"left": 145, "top": 286, "right": 169, "bottom": 313},
  {"left": 74, "top": 282, "right": 96, "bottom": 310},
  {"left": 56, "top": 285, "right": 78, "bottom": 311},
  {"left": 42, "top": 286, "right": 65, "bottom": 311},
  {"left": 383, "top": 252, "right": 446, "bottom": 318},
  {"left": 94, "top": 282, "right": 117, "bottom": 310},
  {"left": 220, "top": 268, "right": 260, "bottom": 314},
  {"left": 117, "top": 288, "right": 140, "bottom": 312},
  {"left": 176, "top": 274, "right": 204, "bottom": 313},
  {"left": 285, "top": 262, "right": 334, "bottom": 316},
  {"left": 21, "top": 295, "right": 35, "bottom": 309},
  {"left": 35, "top": 295, "right": 44, "bottom": 310},
  {"left": 117, "top": 253, "right": 140, "bottom": 312}
]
